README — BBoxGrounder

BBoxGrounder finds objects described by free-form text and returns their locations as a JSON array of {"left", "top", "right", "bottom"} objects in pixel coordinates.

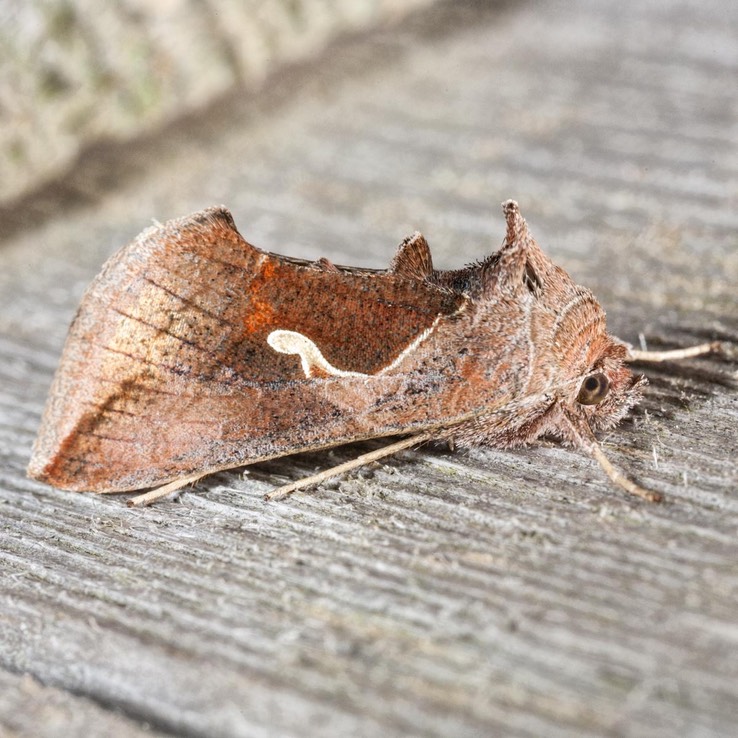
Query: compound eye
[{"left": 577, "top": 372, "right": 610, "bottom": 405}]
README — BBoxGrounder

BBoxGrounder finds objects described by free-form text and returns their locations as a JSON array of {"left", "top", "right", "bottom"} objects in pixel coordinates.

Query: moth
[{"left": 28, "top": 201, "right": 719, "bottom": 506}]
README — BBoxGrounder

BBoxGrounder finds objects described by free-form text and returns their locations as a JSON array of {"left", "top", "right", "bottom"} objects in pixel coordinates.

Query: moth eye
[{"left": 577, "top": 372, "right": 610, "bottom": 405}]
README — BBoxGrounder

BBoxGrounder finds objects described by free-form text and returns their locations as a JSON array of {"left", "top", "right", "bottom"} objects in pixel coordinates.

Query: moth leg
[
  {"left": 265, "top": 433, "right": 434, "bottom": 502},
  {"left": 561, "top": 411, "right": 662, "bottom": 502},
  {"left": 626, "top": 341, "right": 722, "bottom": 363},
  {"left": 127, "top": 471, "right": 208, "bottom": 507},
  {"left": 587, "top": 443, "right": 662, "bottom": 503}
]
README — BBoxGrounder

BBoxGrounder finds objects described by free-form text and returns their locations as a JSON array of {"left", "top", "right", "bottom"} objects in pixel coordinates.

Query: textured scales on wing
[{"left": 28, "top": 208, "right": 463, "bottom": 492}]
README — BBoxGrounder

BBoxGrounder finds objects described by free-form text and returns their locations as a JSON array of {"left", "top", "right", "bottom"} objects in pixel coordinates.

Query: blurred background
[
  {"left": 0, "top": 0, "right": 437, "bottom": 206},
  {"left": 1, "top": 0, "right": 735, "bottom": 334}
]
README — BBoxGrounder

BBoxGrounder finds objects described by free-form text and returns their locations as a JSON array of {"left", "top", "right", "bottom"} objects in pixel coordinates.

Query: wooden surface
[{"left": 1, "top": 1, "right": 737, "bottom": 736}]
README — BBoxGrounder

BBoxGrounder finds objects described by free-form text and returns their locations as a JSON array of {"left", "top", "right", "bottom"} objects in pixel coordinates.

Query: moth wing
[{"left": 29, "top": 208, "right": 462, "bottom": 492}]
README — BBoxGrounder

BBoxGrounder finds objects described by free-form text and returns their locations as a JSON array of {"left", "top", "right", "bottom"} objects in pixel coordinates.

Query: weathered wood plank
[{"left": 1, "top": 1, "right": 737, "bottom": 737}]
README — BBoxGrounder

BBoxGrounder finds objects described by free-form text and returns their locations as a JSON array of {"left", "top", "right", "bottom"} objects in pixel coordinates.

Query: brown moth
[{"left": 27, "top": 201, "right": 719, "bottom": 505}]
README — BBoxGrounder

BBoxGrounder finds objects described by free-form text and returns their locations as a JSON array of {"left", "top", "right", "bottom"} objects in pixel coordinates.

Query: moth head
[
  {"left": 535, "top": 281, "right": 645, "bottom": 434},
  {"left": 474, "top": 202, "right": 645, "bottom": 440},
  {"left": 565, "top": 341, "right": 646, "bottom": 434},
  {"left": 461, "top": 202, "right": 660, "bottom": 501}
]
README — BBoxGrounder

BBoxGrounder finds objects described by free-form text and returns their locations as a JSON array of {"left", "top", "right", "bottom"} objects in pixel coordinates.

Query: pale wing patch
[
  {"left": 268, "top": 317, "right": 445, "bottom": 379},
  {"left": 267, "top": 330, "right": 367, "bottom": 378}
]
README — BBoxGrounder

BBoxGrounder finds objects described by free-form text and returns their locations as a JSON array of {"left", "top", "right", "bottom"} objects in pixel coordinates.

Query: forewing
[{"left": 29, "top": 207, "right": 461, "bottom": 491}]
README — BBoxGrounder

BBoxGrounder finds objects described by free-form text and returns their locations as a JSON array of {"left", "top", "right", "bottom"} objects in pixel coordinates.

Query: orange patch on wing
[{"left": 243, "top": 260, "right": 278, "bottom": 335}]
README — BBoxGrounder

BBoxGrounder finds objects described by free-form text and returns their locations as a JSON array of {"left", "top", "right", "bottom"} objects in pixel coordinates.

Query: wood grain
[{"left": 1, "top": 1, "right": 736, "bottom": 736}]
